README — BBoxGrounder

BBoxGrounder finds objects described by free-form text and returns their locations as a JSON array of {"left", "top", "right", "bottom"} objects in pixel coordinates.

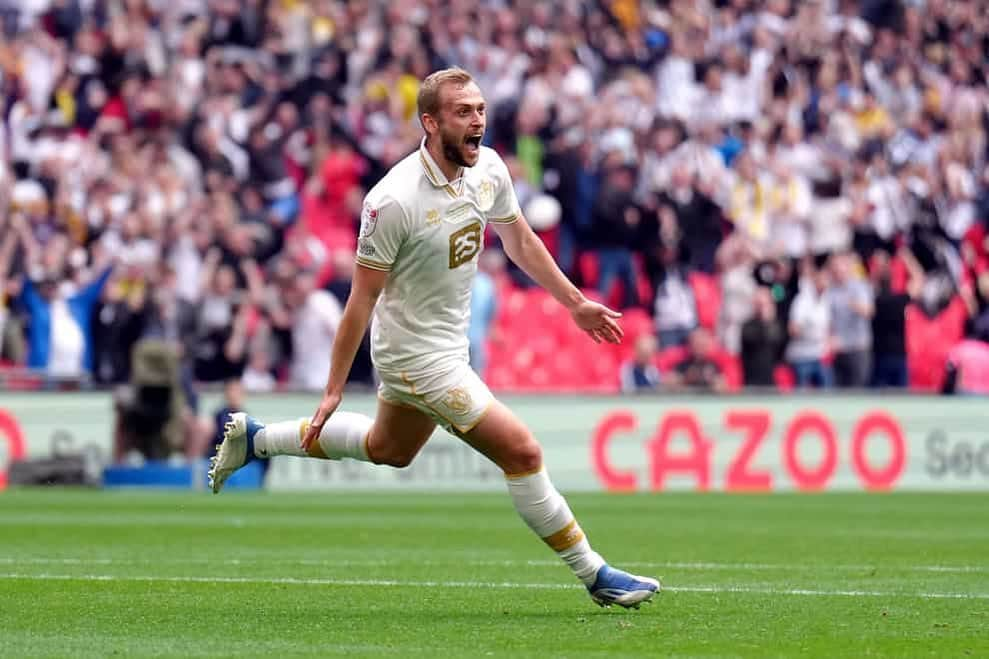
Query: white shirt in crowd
[
  {"left": 0, "top": 305, "right": 7, "bottom": 355},
  {"left": 771, "top": 174, "right": 813, "bottom": 258},
  {"left": 241, "top": 367, "right": 276, "bottom": 393},
  {"left": 655, "top": 55, "right": 695, "bottom": 121},
  {"left": 654, "top": 272, "right": 698, "bottom": 333},
  {"left": 867, "top": 174, "right": 908, "bottom": 240},
  {"left": 808, "top": 196, "right": 853, "bottom": 254},
  {"left": 290, "top": 290, "right": 343, "bottom": 391},
  {"left": 786, "top": 281, "right": 831, "bottom": 363},
  {"left": 48, "top": 297, "right": 86, "bottom": 378}
]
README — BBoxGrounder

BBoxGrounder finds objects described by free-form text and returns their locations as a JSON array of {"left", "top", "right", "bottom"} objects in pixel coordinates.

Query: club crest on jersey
[
  {"left": 448, "top": 221, "right": 482, "bottom": 269},
  {"left": 360, "top": 203, "right": 378, "bottom": 237},
  {"left": 425, "top": 209, "right": 440, "bottom": 226},
  {"left": 476, "top": 179, "right": 494, "bottom": 211},
  {"left": 443, "top": 386, "right": 473, "bottom": 414}
]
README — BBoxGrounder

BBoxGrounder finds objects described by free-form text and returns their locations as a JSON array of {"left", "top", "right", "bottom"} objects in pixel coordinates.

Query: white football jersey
[{"left": 356, "top": 139, "right": 520, "bottom": 375}]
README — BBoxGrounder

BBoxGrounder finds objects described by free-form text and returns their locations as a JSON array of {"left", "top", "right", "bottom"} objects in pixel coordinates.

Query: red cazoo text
[{"left": 590, "top": 409, "right": 906, "bottom": 492}]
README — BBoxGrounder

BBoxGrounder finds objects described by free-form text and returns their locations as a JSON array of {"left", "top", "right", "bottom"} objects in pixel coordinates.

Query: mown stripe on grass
[
  {"left": 0, "top": 557, "right": 985, "bottom": 574},
  {"left": 1, "top": 572, "right": 987, "bottom": 600}
]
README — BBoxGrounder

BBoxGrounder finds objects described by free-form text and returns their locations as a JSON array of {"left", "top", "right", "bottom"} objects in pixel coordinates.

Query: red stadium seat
[
  {"left": 487, "top": 283, "right": 625, "bottom": 393},
  {"left": 688, "top": 272, "right": 721, "bottom": 329},
  {"left": 621, "top": 308, "right": 655, "bottom": 342},
  {"left": 774, "top": 365, "right": 796, "bottom": 391},
  {"left": 655, "top": 346, "right": 690, "bottom": 374},
  {"left": 906, "top": 297, "right": 967, "bottom": 391},
  {"left": 579, "top": 252, "right": 600, "bottom": 288},
  {"left": 711, "top": 348, "right": 743, "bottom": 391}
]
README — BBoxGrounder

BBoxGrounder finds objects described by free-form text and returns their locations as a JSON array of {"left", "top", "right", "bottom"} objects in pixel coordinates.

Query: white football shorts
[{"left": 377, "top": 358, "right": 494, "bottom": 435}]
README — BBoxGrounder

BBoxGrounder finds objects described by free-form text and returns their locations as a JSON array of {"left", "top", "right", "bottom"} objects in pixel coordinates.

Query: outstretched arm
[
  {"left": 493, "top": 215, "right": 623, "bottom": 344},
  {"left": 301, "top": 264, "right": 387, "bottom": 450}
]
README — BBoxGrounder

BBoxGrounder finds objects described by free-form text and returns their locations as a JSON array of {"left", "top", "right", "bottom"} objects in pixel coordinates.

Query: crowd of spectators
[{"left": 1, "top": 0, "right": 989, "bottom": 401}]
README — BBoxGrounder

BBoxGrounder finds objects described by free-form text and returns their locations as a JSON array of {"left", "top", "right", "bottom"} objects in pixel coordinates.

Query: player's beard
[{"left": 440, "top": 127, "right": 474, "bottom": 169}]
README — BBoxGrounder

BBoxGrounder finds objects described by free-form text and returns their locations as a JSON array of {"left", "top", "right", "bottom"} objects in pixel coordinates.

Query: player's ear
[{"left": 421, "top": 113, "right": 438, "bottom": 136}]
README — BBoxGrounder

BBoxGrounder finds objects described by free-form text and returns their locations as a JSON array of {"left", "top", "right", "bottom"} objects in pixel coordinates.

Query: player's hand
[
  {"left": 301, "top": 391, "right": 342, "bottom": 452},
  {"left": 570, "top": 298, "right": 624, "bottom": 344}
]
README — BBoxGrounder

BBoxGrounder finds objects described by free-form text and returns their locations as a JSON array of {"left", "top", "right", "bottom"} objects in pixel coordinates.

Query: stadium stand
[{"left": 0, "top": 0, "right": 987, "bottom": 400}]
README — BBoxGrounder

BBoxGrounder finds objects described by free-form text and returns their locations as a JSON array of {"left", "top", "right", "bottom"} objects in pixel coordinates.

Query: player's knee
[
  {"left": 373, "top": 447, "right": 417, "bottom": 469},
  {"left": 386, "top": 453, "right": 415, "bottom": 469},
  {"left": 507, "top": 436, "right": 543, "bottom": 475}
]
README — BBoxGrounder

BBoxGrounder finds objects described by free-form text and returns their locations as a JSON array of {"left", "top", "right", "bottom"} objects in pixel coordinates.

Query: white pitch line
[
  {"left": 1, "top": 573, "right": 987, "bottom": 600},
  {"left": 0, "top": 557, "right": 985, "bottom": 574}
]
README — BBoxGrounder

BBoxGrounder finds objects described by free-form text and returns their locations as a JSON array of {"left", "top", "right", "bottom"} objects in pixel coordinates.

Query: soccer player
[{"left": 209, "top": 68, "right": 660, "bottom": 609}]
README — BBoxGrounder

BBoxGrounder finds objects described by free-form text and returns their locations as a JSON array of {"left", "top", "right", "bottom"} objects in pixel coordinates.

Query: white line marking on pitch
[
  {"left": 0, "top": 557, "right": 985, "bottom": 574},
  {"left": 0, "top": 573, "right": 987, "bottom": 600}
]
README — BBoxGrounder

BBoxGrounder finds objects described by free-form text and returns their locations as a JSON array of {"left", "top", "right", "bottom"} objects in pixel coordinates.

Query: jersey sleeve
[
  {"left": 485, "top": 151, "right": 521, "bottom": 225},
  {"left": 355, "top": 195, "right": 409, "bottom": 272}
]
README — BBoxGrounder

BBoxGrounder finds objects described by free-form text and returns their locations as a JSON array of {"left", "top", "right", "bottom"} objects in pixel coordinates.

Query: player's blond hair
[{"left": 417, "top": 67, "right": 475, "bottom": 119}]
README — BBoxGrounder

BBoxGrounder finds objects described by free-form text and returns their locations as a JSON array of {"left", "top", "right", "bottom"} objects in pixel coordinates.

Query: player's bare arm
[
  {"left": 301, "top": 264, "right": 387, "bottom": 451},
  {"left": 493, "top": 217, "right": 623, "bottom": 345}
]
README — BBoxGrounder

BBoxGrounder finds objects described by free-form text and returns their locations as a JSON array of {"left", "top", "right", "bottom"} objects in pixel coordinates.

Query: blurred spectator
[
  {"left": 543, "top": 139, "right": 598, "bottom": 279},
  {"left": 665, "top": 328, "right": 726, "bottom": 393},
  {"left": 870, "top": 251, "right": 923, "bottom": 388},
  {"left": 740, "top": 288, "right": 783, "bottom": 387},
  {"left": 190, "top": 251, "right": 255, "bottom": 383},
  {"left": 591, "top": 162, "right": 641, "bottom": 309},
  {"left": 20, "top": 260, "right": 114, "bottom": 379},
  {"left": 242, "top": 347, "right": 276, "bottom": 393},
  {"left": 786, "top": 265, "right": 833, "bottom": 389},
  {"left": 942, "top": 340, "right": 989, "bottom": 396},
  {"left": 767, "top": 157, "right": 812, "bottom": 259},
  {"left": 283, "top": 270, "right": 342, "bottom": 392},
  {"left": 828, "top": 252, "right": 874, "bottom": 388},
  {"left": 113, "top": 339, "right": 198, "bottom": 463},
  {"left": 656, "top": 166, "right": 724, "bottom": 274},
  {"left": 0, "top": 227, "right": 20, "bottom": 363},
  {"left": 647, "top": 242, "right": 697, "bottom": 349},
  {"left": 716, "top": 236, "right": 758, "bottom": 355},
  {"left": 469, "top": 250, "right": 503, "bottom": 376},
  {"left": 728, "top": 151, "right": 773, "bottom": 248},
  {"left": 92, "top": 267, "right": 153, "bottom": 384},
  {"left": 619, "top": 334, "right": 661, "bottom": 393}
]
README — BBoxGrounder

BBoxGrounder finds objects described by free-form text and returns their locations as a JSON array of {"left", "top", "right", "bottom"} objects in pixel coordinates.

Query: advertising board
[{"left": 1, "top": 393, "right": 986, "bottom": 491}]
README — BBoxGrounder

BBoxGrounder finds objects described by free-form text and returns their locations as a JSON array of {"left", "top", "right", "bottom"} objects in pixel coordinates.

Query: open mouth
[{"left": 464, "top": 134, "right": 482, "bottom": 155}]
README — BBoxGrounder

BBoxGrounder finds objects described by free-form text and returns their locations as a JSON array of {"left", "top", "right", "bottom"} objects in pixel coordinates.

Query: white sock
[
  {"left": 254, "top": 412, "right": 373, "bottom": 462},
  {"left": 314, "top": 411, "right": 373, "bottom": 461},
  {"left": 254, "top": 420, "right": 307, "bottom": 458},
  {"left": 505, "top": 467, "right": 605, "bottom": 586}
]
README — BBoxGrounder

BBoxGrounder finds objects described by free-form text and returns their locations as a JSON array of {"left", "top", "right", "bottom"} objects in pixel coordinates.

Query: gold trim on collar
[{"left": 419, "top": 147, "right": 462, "bottom": 199}]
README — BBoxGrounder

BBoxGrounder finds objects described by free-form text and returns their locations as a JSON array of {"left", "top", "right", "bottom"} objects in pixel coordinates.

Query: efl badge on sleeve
[
  {"left": 360, "top": 203, "right": 379, "bottom": 238},
  {"left": 477, "top": 179, "right": 494, "bottom": 212}
]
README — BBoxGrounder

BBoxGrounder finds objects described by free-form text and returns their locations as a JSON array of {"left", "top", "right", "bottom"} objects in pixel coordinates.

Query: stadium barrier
[{"left": 0, "top": 392, "right": 987, "bottom": 492}]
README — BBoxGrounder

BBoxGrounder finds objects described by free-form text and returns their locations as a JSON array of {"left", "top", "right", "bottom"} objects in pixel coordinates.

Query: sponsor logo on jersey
[
  {"left": 448, "top": 222, "right": 482, "bottom": 269},
  {"left": 358, "top": 239, "right": 377, "bottom": 257}
]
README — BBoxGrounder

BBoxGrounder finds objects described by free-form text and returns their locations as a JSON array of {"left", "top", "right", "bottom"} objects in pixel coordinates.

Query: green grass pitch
[{"left": 1, "top": 489, "right": 987, "bottom": 658}]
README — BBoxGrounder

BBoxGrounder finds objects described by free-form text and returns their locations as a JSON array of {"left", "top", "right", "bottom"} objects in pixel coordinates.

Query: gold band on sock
[
  {"left": 542, "top": 519, "right": 585, "bottom": 552},
  {"left": 300, "top": 419, "right": 327, "bottom": 459},
  {"left": 504, "top": 465, "right": 544, "bottom": 480}
]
